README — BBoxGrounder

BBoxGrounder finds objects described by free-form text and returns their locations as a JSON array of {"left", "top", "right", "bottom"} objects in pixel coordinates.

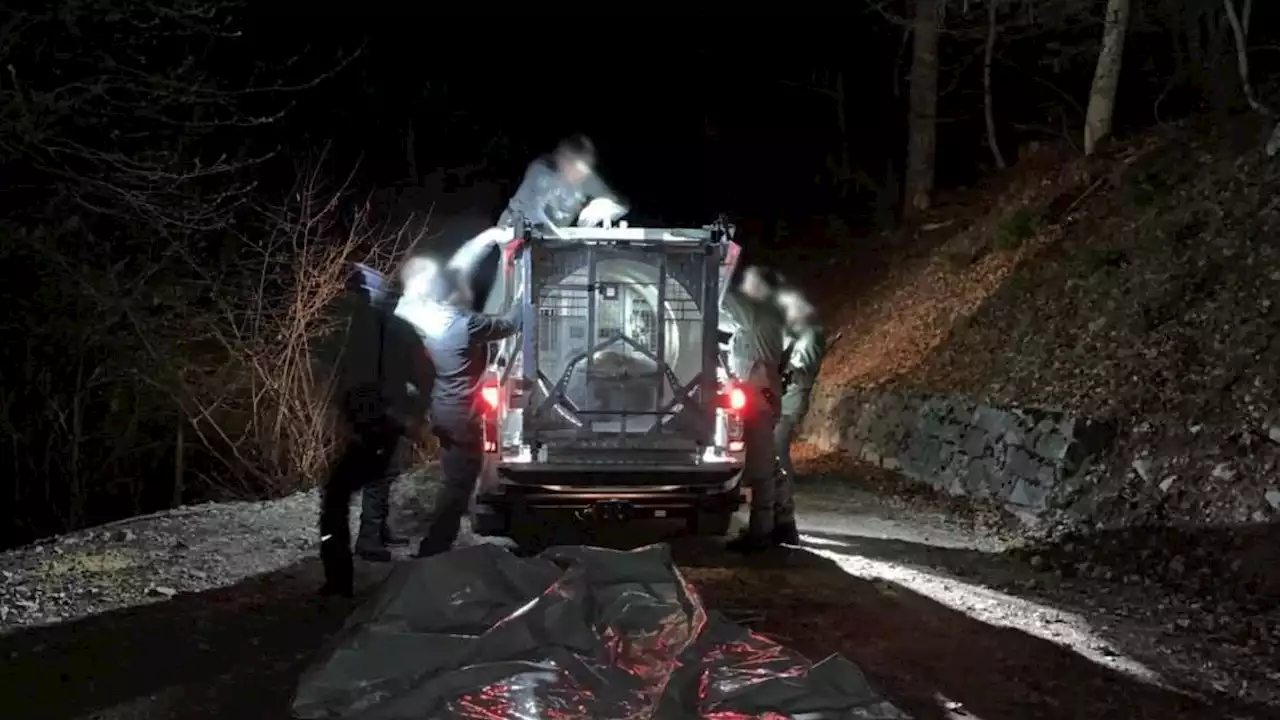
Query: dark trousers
[
  {"left": 772, "top": 415, "right": 798, "bottom": 524},
  {"left": 319, "top": 425, "right": 401, "bottom": 589},
  {"left": 418, "top": 416, "right": 483, "bottom": 557}
]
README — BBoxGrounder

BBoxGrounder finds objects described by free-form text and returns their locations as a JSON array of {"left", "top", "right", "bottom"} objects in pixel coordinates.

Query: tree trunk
[
  {"left": 984, "top": 0, "right": 1007, "bottom": 169},
  {"left": 1221, "top": 0, "right": 1267, "bottom": 115},
  {"left": 1084, "top": 0, "right": 1132, "bottom": 156},
  {"left": 405, "top": 123, "right": 419, "bottom": 185},
  {"left": 904, "top": 0, "right": 940, "bottom": 219}
]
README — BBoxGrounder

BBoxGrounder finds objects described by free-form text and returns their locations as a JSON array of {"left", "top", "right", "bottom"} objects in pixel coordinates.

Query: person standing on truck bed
[
  {"left": 318, "top": 263, "right": 437, "bottom": 597},
  {"left": 497, "top": 133, "right": 627, "bottom": 231},
  {"left": 394, "top": 262, "right": 524, "bottom": 558},
  {"left": 447, "top": 135, "right": 628, "bottom": 301},
  {"left": 721, "top": 265, "right": 788, "bottom": 553},
  {"left": 771, "top": 287, "right": 827, "bottom": 546}
]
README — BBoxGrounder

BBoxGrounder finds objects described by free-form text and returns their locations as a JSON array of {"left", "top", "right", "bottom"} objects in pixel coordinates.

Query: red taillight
[
  {"left": 481, "top": 383, "right": 500, "bottom": 411},
  {"left": 719, "top": 382, "right": 747, "bottom": 411}
]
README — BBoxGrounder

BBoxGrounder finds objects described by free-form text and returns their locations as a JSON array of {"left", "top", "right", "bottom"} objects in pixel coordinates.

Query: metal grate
[{"left": 529, "top": 244, "right": 712, "bottom": 436}]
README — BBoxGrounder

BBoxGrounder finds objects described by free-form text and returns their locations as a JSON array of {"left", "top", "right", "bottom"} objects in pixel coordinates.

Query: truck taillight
[
  {"left": 718, "top": 381, "right": 747, "bottom": 411},
  {"left": 481, "top": 382, "right": 500, "bottom": 453},
  {"left": 481, "top": 383, "right": 500, "bottom": 411},
  {"left": 717, "top": 381, "right": 746, "bottom": 452}
]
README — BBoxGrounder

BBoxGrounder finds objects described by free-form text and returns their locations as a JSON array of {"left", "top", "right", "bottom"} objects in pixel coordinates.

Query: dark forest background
[{"left": 2, "top": 0, "right": 1276, "bottom": 549}]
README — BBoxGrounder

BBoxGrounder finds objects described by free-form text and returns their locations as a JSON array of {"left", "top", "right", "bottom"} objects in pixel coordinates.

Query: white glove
[{"left": 575, "top": 197, "right": 627, "bottom": 228}]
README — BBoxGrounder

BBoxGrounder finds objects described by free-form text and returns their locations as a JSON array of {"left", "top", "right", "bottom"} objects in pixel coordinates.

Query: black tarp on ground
[{"left": 292, "top": 543, "right": 909, "bottom": 719}]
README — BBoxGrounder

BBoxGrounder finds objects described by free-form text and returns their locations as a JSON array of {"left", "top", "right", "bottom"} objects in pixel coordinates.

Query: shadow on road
[
  {"left": 676, "top": 541, "right": 1273, "bottom": 720},
  {"left": 0, "top": 530, "right": 1271, "bottom": 720},
  {"left": 0, "top": 558, "right": 389, "bottom": 720}
]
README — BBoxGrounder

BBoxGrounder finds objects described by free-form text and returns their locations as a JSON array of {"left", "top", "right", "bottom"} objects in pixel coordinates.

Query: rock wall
[{"left": 805, "top": 391, "right": 1116, "bottom": 521}]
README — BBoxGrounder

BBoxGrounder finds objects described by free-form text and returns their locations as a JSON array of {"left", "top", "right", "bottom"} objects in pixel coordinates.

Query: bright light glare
[
  {"left": 400, "top": 255, "right": 440, "bottom": 298},
  {"left": 804, "top": 542, "right": 1167, "bottom": 686},
  {"left": 728, "top": 387, "right": 746, "bottom": 411},
  {"left": 481, "top": 384, "right": 500, "bottom": 409}
]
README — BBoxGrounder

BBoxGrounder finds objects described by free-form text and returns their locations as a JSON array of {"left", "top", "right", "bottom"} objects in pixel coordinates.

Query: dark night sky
[
  {"left": 247, "top": 5, "right": 1280, "bottom": 234},
  {"left": 268, "top": 13, "right": 910, "bottom": 226}
]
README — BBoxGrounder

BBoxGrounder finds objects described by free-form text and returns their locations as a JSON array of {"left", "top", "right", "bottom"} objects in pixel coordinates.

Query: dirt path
[
  {"left": 0, "top": 472, "right": 1276, "bottom": 720},
  {"left": 694, "top": 480, "right": 1280, "bottom": 719}
]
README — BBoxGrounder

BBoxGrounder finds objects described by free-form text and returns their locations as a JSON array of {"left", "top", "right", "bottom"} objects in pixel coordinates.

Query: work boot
[
  {"left": 382, "top": 524, "right": 410, "bottom": 548},
  {"left": 320, "top": 539, "right": 355, "bottom": 597},
  {"left": 725, "top": 530, "right": 774, "bottom": 554},
  {"left": 415, "top": 533, "right": 455, "bottom": 559},
  {"left": 355, "top": 543, "right": 392, "bottom": 562},
  {"left": 772, "top": 520, "right": 800, "bottom": 546},
  {"left": 356, "top": 476, "right": 395, "bottom": 561},
  {"left": 355, "top": 520, "right": 393, "bottom": 562}
]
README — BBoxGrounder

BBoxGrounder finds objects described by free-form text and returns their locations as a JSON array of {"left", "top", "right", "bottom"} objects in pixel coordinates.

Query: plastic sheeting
[{"left": 292, "top": 543, "right": 909, "bottom": 719}]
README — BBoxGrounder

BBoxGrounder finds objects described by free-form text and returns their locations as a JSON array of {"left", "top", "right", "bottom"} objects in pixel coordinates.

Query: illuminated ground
[{"left": 0, "top": 470, "right": 1276, "bottom": 720}]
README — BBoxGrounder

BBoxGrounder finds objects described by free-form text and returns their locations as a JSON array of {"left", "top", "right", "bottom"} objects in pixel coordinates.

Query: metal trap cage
[{"left": 515, "top": 232, "right": 724, "bottom": 449}]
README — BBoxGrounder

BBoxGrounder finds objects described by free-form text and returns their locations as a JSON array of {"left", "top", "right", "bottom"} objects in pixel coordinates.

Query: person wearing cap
[{"left": 317, "top": 262, "right": 436, "bottom": 597}]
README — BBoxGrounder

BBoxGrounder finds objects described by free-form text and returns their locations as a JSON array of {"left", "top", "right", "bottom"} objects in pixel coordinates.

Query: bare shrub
[
  {"left": 0, "top": 0, "right": 361, "bottom": 545},
  {"left": 156, "top": 167, "right": 417, "bottom": 499}
]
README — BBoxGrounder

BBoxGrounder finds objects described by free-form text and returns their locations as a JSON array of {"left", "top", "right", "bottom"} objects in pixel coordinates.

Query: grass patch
[
  {"left": 41, "top": 549, "right": 136, "bottom": 578},
  {"left": 993, "top": 207, "right": 1043, "bottom": 250}
]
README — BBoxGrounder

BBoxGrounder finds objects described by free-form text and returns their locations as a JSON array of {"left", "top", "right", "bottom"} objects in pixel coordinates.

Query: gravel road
[{"left": 0, "top": 467, "right": 1276, "bottom": 720}]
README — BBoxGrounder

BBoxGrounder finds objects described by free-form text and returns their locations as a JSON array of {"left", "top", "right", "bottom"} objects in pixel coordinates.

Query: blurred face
[
  {"left": 556, "top": 150, "right": 593, "bottom": 185},
  {"left": 400, "top": 256, "right": 439, "bottom": 301},
  {"left": 740, "top": 266, "right": 771, "bottom": 300},
  {"left": 777, "top": 290, "right": 813, "bottom": 327}
]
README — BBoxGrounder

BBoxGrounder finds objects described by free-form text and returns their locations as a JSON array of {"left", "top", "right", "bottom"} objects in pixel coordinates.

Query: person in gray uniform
[
  {"left": 395, "top": 264, "right": 523, "bottom": 558},
  {"left": 720, "top": 265, "right": 788, "bottom": 553},
  {"left": 770, "top": 287, "right": 827, "bottom": 546}
]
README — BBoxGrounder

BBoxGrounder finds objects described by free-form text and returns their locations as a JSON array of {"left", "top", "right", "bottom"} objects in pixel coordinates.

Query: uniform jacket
[
  {"left": 721, "top": 284, "right": 786, "bottom": 404},
  {"left": 496, "top": 155, "right": 624, "bottom": 230},
  {"left": 318, "top": 264, "right": 435, "bottom": 434},
  {"left": 781, "top": 322, "right": 826, "bottom": 420},
  {"left": 394, "top": 298, "right": 522, "bottom": 424}
]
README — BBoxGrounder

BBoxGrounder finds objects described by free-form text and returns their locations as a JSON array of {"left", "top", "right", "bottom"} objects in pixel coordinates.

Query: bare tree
[
  {"left": 984, "top": 0, "right": 1008, "bottom": 169},
  {"left": 905, "top": 0, "right": 941, "bottom": 218},
  {"left": 0, "top": 0, "right": 360, "bottom": 541},
  {"left": 1084, "top": 0, "right": 1132, "bottom": 156}
]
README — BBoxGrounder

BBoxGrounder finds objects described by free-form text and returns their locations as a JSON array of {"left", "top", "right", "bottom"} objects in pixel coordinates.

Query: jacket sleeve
[
  {"left": 788, "top": 325, "right": 827, "bottom": 379},
  {"left": 507, "top": 162, "right": 558, "bottom": 228},
  {"left": 720, "top": 284, "right": 750, "bottom": 331},
  {"left": 468, "top": 304, "right": 523, "bottom": 344}
]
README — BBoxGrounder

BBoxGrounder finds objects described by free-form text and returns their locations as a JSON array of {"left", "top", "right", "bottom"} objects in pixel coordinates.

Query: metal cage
[{"left": 507, "top": 225, "right": 730, "bottom": 458}]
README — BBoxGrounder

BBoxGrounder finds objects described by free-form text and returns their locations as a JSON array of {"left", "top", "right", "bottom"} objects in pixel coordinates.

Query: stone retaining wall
[{"left": 805, "top": 391, "right": 1116, "bottom": 519}]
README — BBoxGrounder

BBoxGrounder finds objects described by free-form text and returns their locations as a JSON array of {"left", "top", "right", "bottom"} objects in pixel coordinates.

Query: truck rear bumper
[{"left": 476, "top": 462, "right": 743, "bottom": 522}]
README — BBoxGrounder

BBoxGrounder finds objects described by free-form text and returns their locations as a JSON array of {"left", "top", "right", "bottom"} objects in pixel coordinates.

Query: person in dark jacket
[
  {"left": 394, "top": 263, "right": 523, "bottom": 558},
  {"left": 318, "top": 264, "right": 436, "bottom": 597},
  {"left": 771, "top": 287, "right": 826, "bottom": 546},
  {"left": 496, "top": 134, "right": 626, "bottom": 231},
  {"left": 446, "top": 136, "right": 627, "bottom": 309},
  {"left": 720, "top": 265, "right": 788, "bottom": 553}
]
